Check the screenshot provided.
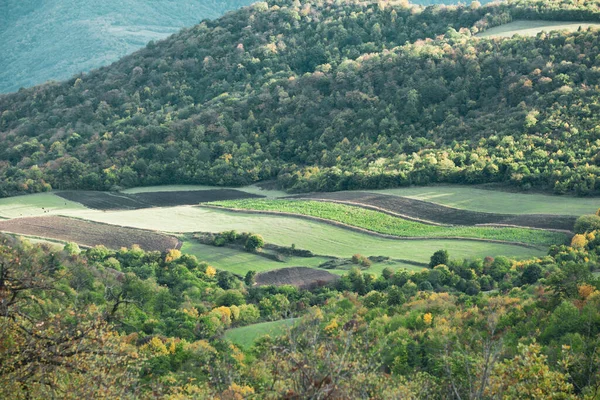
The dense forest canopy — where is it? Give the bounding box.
[0,0,493,94]
[2,0,600,197]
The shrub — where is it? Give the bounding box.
[574,214,600,234]
[63,242,81,256]
[244,234,265,252]
[351,254,372,268]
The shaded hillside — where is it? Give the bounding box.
[0,0,256,93]
[1,0,600,197]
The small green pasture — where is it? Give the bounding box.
[121,184,287,198]
[371,185,599,216]
[182,240,425,276]
[225,319,297,348]
[477,20,600,38]
[208,200,566,246]
[181,241,330,275]
[0,192,87,218]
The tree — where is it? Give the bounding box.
[217,271,238,290]
[430,250,449,268]
[382,267,394,280]
[216,290,246,307]
[487,343,575,399]
[521,264,542,284]
[244,234,265,252]
[244,270,257,286]
[0,235,142,399]
[489,256,512,281]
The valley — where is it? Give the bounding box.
[2,0,600,398]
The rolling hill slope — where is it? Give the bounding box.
[1,0,600,198]
[0,0,486,94]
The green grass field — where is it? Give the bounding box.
[225,319,297,348]
[477,20,600,38]
[181,241,331,275]
[0,192,87,218]
[182,240,425,275]
[2,184,596,219]
[371,185,599,216]
[208,200,567,246]
[70,206,546,262]
[121,184,287,198]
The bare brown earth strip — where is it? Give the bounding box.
[255,267,339,289]
[56,189,264,210]
[0,216,180,251]
[56,191,151,210]
[132,189,263,207]
[288,192,576,231]
[200,205,544,249]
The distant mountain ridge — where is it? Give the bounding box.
[0,0,256,93]
[0,0,493,94]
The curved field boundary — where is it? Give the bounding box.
[200,205,545,249]
[290,198,449,227]
[0,215,181,251]
[474,223,572,234]
[289,192,576,232]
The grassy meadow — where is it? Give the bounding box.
[371,185,599,215]
[121,184,287,198]
[0,186,572,275]
[477,20,600,38]
[0,192,87,218]
[208,200,567,246]
[68,206,546,263]
[225,319,297,348]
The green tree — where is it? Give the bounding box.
[429,249,449,268]
[244,270,257,286]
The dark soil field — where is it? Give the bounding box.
[292,192,576,231]
[255,267,340,289]
[57,191,151,210]
[0,216,180,251]
[57,189,264,210]
[133,189,263,207]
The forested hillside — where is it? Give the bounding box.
[0,0,490,94]
[0,0,256,93]
[2,0,600,198]
[1,220,599,397]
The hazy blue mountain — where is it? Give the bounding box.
[0,0,493,94]
[0,0,256,93]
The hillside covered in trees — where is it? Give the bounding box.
[1,219,600,397]
[0,0,491,94]
[2,0,600,198]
